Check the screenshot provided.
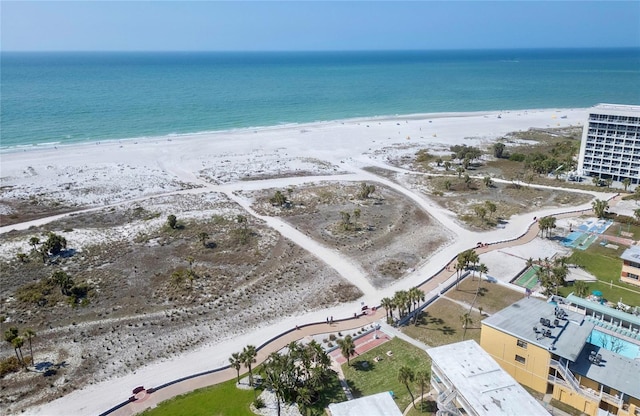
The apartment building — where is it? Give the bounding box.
[577,104,640,185]
[427,340,548,416]
[480,297,640,416]
[621,246,640,287]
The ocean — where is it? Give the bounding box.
[1,48,639,150]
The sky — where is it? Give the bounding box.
[2,1,639,52]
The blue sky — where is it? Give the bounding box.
[2,1,639,51]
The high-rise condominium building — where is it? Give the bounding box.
[577,104,640,185]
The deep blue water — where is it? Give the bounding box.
[1,49,639,149]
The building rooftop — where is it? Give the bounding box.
[621,245,640,264]
[482,297,594,362]
[565,294,640,328]
[427,340,548,416]
[570,342,640,399]
[327,392,402,416]
[592,103,640,115]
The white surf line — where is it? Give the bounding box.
[222,190,379,301]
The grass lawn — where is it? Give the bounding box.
[140,378,255,416]
[445,276,524,314]
[565,244,640,307]
[141,367,347,416]
[401,298,481,348]
[568,244,623,280]
[342,337,431,413]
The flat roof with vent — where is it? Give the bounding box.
[482,297,594,361]
[427,340,548,416]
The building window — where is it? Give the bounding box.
[517,339,528,349]
[515,355,526,364]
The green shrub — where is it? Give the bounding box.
[0,356,21,377]
[509,153,526,162]
[253,397,265,409]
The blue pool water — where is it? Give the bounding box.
[587,329,640,360]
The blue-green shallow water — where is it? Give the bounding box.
[1,49,639,150]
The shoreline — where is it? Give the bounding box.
[0,107,585,155]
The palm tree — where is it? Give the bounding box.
[262,353,286,416]
[381,297,393,321]
[4,327,20,365]
[455,261,465,290]
[398,366,416,406]
[393,290,410,318]
[23,329,36,366]
[574,280,588,298]
[353,208,361,230]
[592,199,609,219]
[483,176,493,188]
[634,208,640,222]
[229,352,242,383]
[622,178,631,192]
[337,335,355,366]
[408,287,425,324]
[242,345,258,386]
[12,336,26,368]
[477,263,488,286]
[415,370,430,412]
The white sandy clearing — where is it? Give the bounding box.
[1,108,621,416]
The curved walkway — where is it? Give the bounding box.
[14,164,620,416]
[105,199,607,416]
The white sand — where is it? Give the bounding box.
[1,108,620,416]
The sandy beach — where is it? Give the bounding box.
[1,108,620,415]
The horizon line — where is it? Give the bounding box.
[2,46,640,54]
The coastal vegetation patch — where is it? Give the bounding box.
[0,194,358,413]
[247,182,452,287]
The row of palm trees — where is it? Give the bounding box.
[229,345,258,386]
[3,326,36,369]
[232,341,334,416]
[380,287,425,324]
[398,365,430,412]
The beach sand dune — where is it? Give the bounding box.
[0,108,600,415]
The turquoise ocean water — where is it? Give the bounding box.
[1,49,639,150]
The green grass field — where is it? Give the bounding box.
[140,364,347,416]
[140,378,255,416]
[342,338,431,413]
[565,244,640,307]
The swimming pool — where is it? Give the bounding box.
[587,329,640,360]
